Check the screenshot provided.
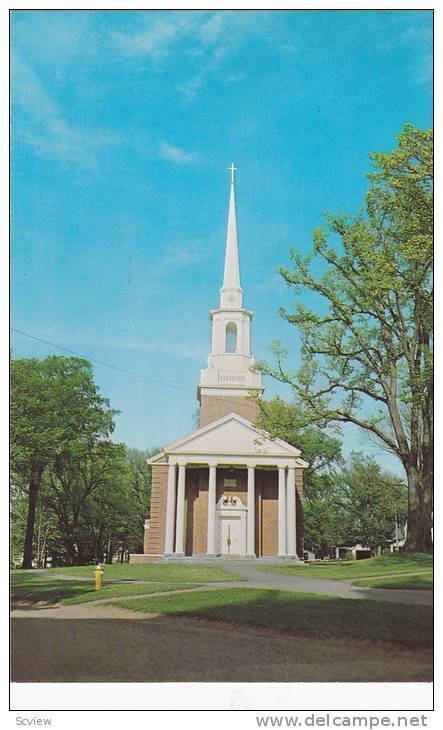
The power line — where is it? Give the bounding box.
[11,328,194,395]
[11,327,264,413]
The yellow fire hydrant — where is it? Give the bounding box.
[95,564,104,590]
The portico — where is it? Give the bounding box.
[147,413,308,559]
[163,462,301,558]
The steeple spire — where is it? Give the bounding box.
[220,163,243,309]
[197,162,263,423]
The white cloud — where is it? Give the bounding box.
[113,15,192,60]
[159,142,196,164]
[12,54,124,168]
[198,13,225,43]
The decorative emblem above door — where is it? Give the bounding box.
[216,495,247,556]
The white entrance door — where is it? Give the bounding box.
[216,496,247,556]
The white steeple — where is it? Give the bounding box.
[220,164,243,310]
[197,164,263,408]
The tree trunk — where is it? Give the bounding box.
[106,537,112,564]
[403,464,433,552]
[22,465,44,569]
[64,537,76,565]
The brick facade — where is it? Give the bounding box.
[199,393,260,428]
[147,464,304,558]
[146,465,169,556]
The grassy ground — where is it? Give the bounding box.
[353,573,433,590]
[49,563,238,582]
[112,587,432,647]
[261,552,433,580]
[11,571,197,605]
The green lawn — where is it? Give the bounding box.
[353,572,433,590]
[11,570,198,605]
[49,563,239,583]
[260,553,433,581]
[112,587,432,648]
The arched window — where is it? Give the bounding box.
[226,322,237,353]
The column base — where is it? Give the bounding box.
[173,552,185,558]
[245,554,257,559]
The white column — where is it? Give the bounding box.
[278,466,287,556]
[286,467,297,557]
[164,462,177,555]
[247,465,256,556]
[174,465,186,555]
[207,464,217,555]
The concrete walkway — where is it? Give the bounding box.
[30,563,433,606]
[214,562,433,606]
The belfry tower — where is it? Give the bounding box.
[197,164,263,427]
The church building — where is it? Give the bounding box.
[132,166,308,562]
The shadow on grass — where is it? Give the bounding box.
[11,612,433,683]
[11,573,96,605]
[113,587,433,648]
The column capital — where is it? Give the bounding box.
[207,461,218,468]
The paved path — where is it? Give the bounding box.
[30,564,433,606]
[215,563,433,606]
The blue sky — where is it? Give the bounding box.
[11,10,432,470]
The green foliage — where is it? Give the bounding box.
[256,396,346,556]
[258,125,433,552]
[339,452,408,551]
[10,355,154,566]
[11,356,118,567]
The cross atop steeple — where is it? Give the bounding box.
[221,164,242,309]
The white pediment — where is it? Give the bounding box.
[148,413,305,463]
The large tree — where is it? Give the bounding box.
[11,356,116,567]
[259,125,433,551]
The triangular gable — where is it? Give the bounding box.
[147,413,303,462]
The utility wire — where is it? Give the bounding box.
[11,327,263,413]
[11,328,194,394]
